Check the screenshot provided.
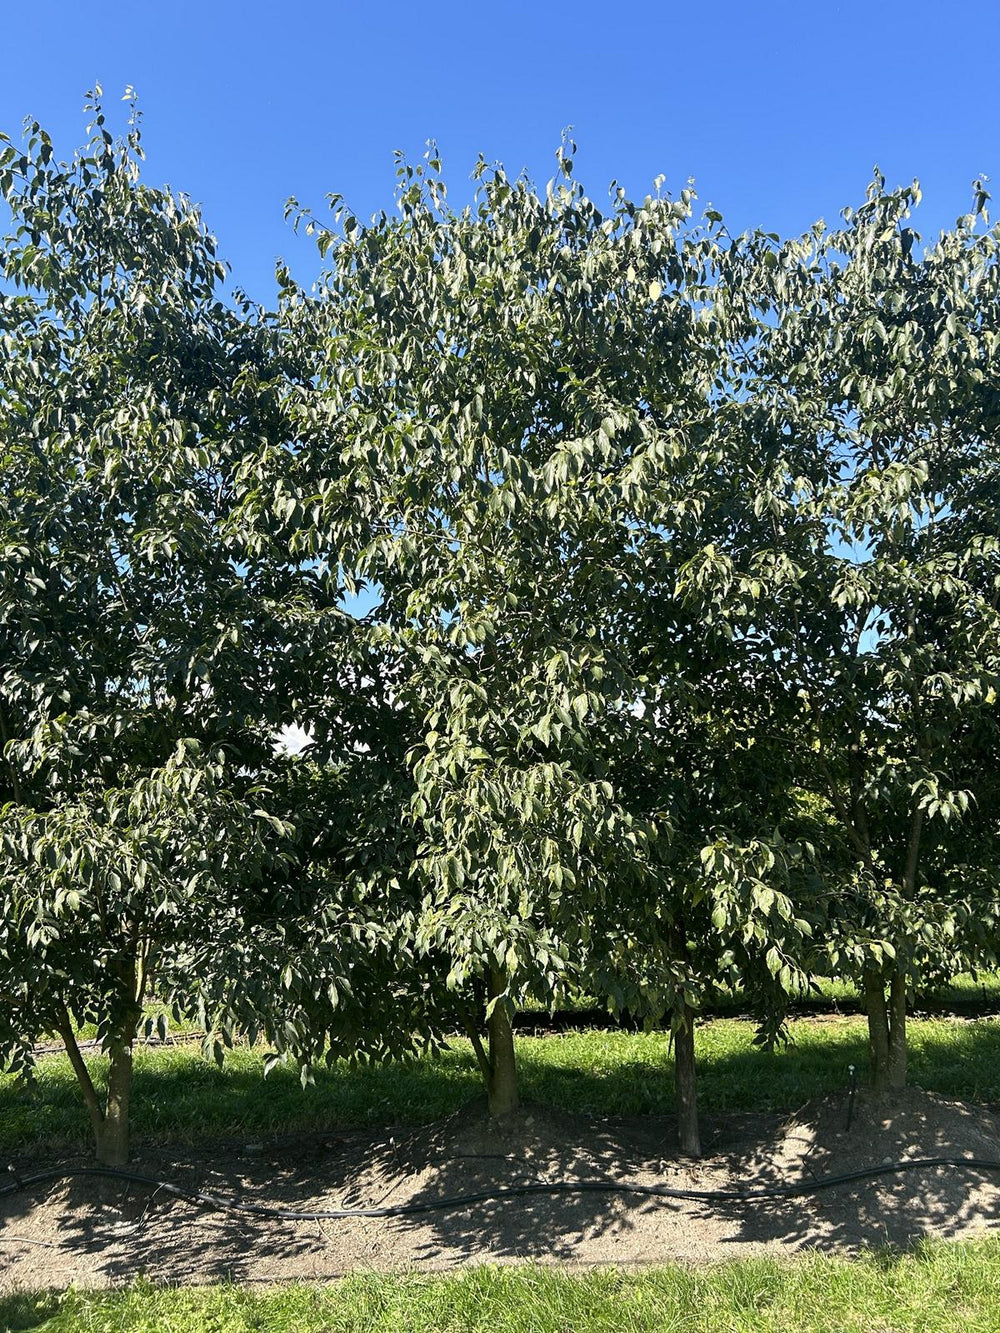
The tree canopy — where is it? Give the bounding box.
[1,99,998,1160]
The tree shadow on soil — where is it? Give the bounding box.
[368,1084,1000,1267]
[3,1020,1000,1286]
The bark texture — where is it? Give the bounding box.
[865,970,892,1095]
[486,967,519,1117]
[887,969,908,1090]
[674,1000,701,1157]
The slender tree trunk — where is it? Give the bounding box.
[891,802,921,1093]
[887,969,907,1090]
[58,999,138,1165]
[56,1006,106,1148]
[673,1000,701,1157]
[486,967,519,1117]
[864,970,891,1095]
[459,1005,493,1086]
[94,1040,133,1166]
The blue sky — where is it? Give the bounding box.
[2,0,997,302]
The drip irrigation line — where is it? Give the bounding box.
[3,1157,1000,1222]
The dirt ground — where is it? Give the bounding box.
[3,1086,1000,1290]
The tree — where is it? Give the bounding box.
[725,174,1000,1091]
[0,94,438,1161]
[276,142,822,1139]
[0,744,291,1164]
[276,143,691,1114]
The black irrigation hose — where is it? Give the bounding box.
[3,1157,1000,1221]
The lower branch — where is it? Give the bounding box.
[458,1003,493,1085]
[55,1004,105,1141]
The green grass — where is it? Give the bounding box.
[521,971,1000,1016]
[6,1244,1000,1332]
[808,972,1000,1008]
[50,970,1000,1049]
[5,1015,1000,1154]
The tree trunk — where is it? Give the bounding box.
[673,1000,701,1157]
[56,1006,106,1148]
[864,970,891,1095]
[486,967,519,1117]
[95,1041,133,1166]
[887,969,907,1090]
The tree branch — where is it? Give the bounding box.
[55,1004,104,1137]
[0,702,23,805]
[814,746,871,865]
[457,1003,493,1083]
[903,804,925,898]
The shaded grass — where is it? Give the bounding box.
[4,1015,1000,1154]
[6,1242,1000,1332]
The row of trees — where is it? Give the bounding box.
[1,96,997,1163]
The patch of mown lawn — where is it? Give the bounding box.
[520,970,1000,1017]
[4,1015,1000,1154]
[805,971,1000,1008]
[5,1241,1000,1332]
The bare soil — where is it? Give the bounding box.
[3,1087,1000,1290]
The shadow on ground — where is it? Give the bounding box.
[3,1022,1000,1290]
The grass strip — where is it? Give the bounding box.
[4,1241,1000,1332]
[3,1016,1000,1154]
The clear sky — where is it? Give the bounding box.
[2,0,997,302]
